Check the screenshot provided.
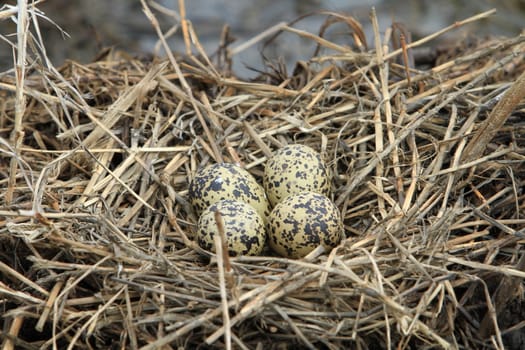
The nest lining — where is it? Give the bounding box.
[1,4,525,350]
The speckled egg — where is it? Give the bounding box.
[267,191,343,259]
[197,199,266,256]
[264,144,331,206]
[189,163,270,221]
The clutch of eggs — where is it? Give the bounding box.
[189,146,342,259]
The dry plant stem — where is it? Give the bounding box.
[67,287,126,350]
[142,0,223,162]
[400,34,412,88]
[273,305,316,350]
[141,270,302,349]
[205,270,323,345]
[371,7,397,219]
[230,22,288,56]
[479,253,525,338]
[124,287,139,350]
[434,254,525,279]
[461,69,525,164]
[220,79,291,141]
[361,247,391,349]
[329,9,497,89]
[336,50,521,206]
[243,121,273,158]
[0,280,44,305]
[178,0,191,56]
[7,0,29,204]
[81,63,166,147]
[35,279,64,332]
[332,258,451,348]
[436,105,459,217]
[283,25,350,54]
[2,316,24,350]
[213,222,232,350]
[480,280,505,349]
[0,260,48,296]
[76,63,169,208]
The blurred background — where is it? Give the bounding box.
[1,0,524,78]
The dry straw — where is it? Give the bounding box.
[1,1,524,349]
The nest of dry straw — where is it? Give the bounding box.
[1,3,525,349]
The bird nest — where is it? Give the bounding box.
[1,4,524,350]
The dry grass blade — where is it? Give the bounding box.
[7,0,29,204]
[213,211,232,350]
[461,69,525,163]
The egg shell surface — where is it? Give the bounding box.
[264,144,330,206]
[189,163,270,221]
[197,199,266,256]
[267,191,343,259]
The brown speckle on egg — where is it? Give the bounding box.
[264,144,331,206]
[267,191,343,259]
[197,199,266,256]
[189,163,270,221]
